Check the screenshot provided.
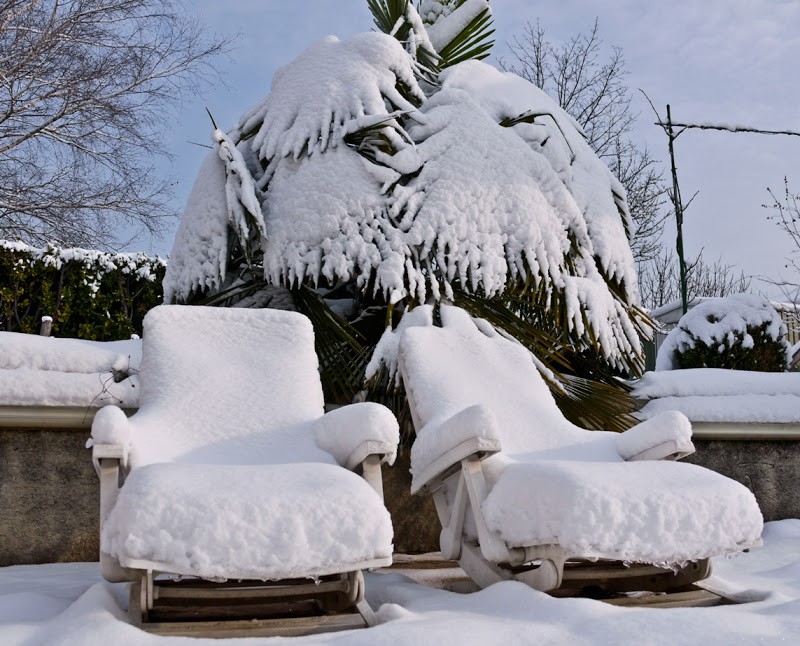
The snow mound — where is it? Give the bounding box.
[103,462,393,580]
[485,459,762,563]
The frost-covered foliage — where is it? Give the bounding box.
[659,294,789,372]
[165,0,648,396]
[0,240,165,340]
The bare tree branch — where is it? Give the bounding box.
[0,0,234,248]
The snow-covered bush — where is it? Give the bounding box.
[163,0,647,424]
[0,240,165,340]
[658,294,789,372]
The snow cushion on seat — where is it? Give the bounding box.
[103,462,393,581]
[483,459,763,564]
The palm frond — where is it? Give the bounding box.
[366,0,409,34]
[292,285,370,405]
[435,6,495,68]
[368,0,440,85]
[553,374,638,432]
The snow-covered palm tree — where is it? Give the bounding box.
[164,1,649,431]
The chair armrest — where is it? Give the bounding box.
[313,402,400,471]
[87,405,132,471]
[617,410,694,461]
[410,404,502,495]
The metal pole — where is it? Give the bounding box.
[666,105,688,315]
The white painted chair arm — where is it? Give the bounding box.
[88,405,132,471]
[410,404,502,495]
[313,402,400,470]
[617,410,695,461]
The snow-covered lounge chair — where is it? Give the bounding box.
[89,305,399,637]
[398,305,763,601]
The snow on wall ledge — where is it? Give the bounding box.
[632,368,800,424]
[0,332,141,408]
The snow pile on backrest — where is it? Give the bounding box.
[127,306,331,468]
[402,306,592,469]
[657,294,789,370]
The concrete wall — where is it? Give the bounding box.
[0,418,442,565]
[1,415,797,565]
[0,427,99,566]
[686,439,800,522]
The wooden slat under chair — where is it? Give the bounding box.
[128,570,374,638]
[380,553,731,608]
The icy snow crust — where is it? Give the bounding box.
[401,306,762,563]
[94,306,396,580]
[165,31,644,369]
[656,293,789,371]
[0,333,141,408]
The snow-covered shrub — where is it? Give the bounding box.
[163,0,647,423]
[659,294,789,372]
[0,240,165,340]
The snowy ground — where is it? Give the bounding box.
[2,520,799,645]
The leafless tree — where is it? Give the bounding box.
[637,248,752,311]
[0,0,232,247]
[761,177,800,338]
[501,19,668,265]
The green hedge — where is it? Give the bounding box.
[0,240,165,340]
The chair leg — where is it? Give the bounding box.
[458,542,512,588]
[515,558,563,591]
[350,569,376,626]
[128,574,150,625]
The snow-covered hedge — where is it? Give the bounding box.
[657,294,789,372]
[0,240,165,340]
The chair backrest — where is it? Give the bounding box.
[400,306,591,459]
[127,305,332,468]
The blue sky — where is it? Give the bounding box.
[147,0,800,297]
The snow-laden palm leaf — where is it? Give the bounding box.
[370,1,495,78]
[366,0,440,84]
[419,0,495,69]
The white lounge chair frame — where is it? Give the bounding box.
[93,447,386,636]
[396,311,754,601]
[91,306,397,637]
